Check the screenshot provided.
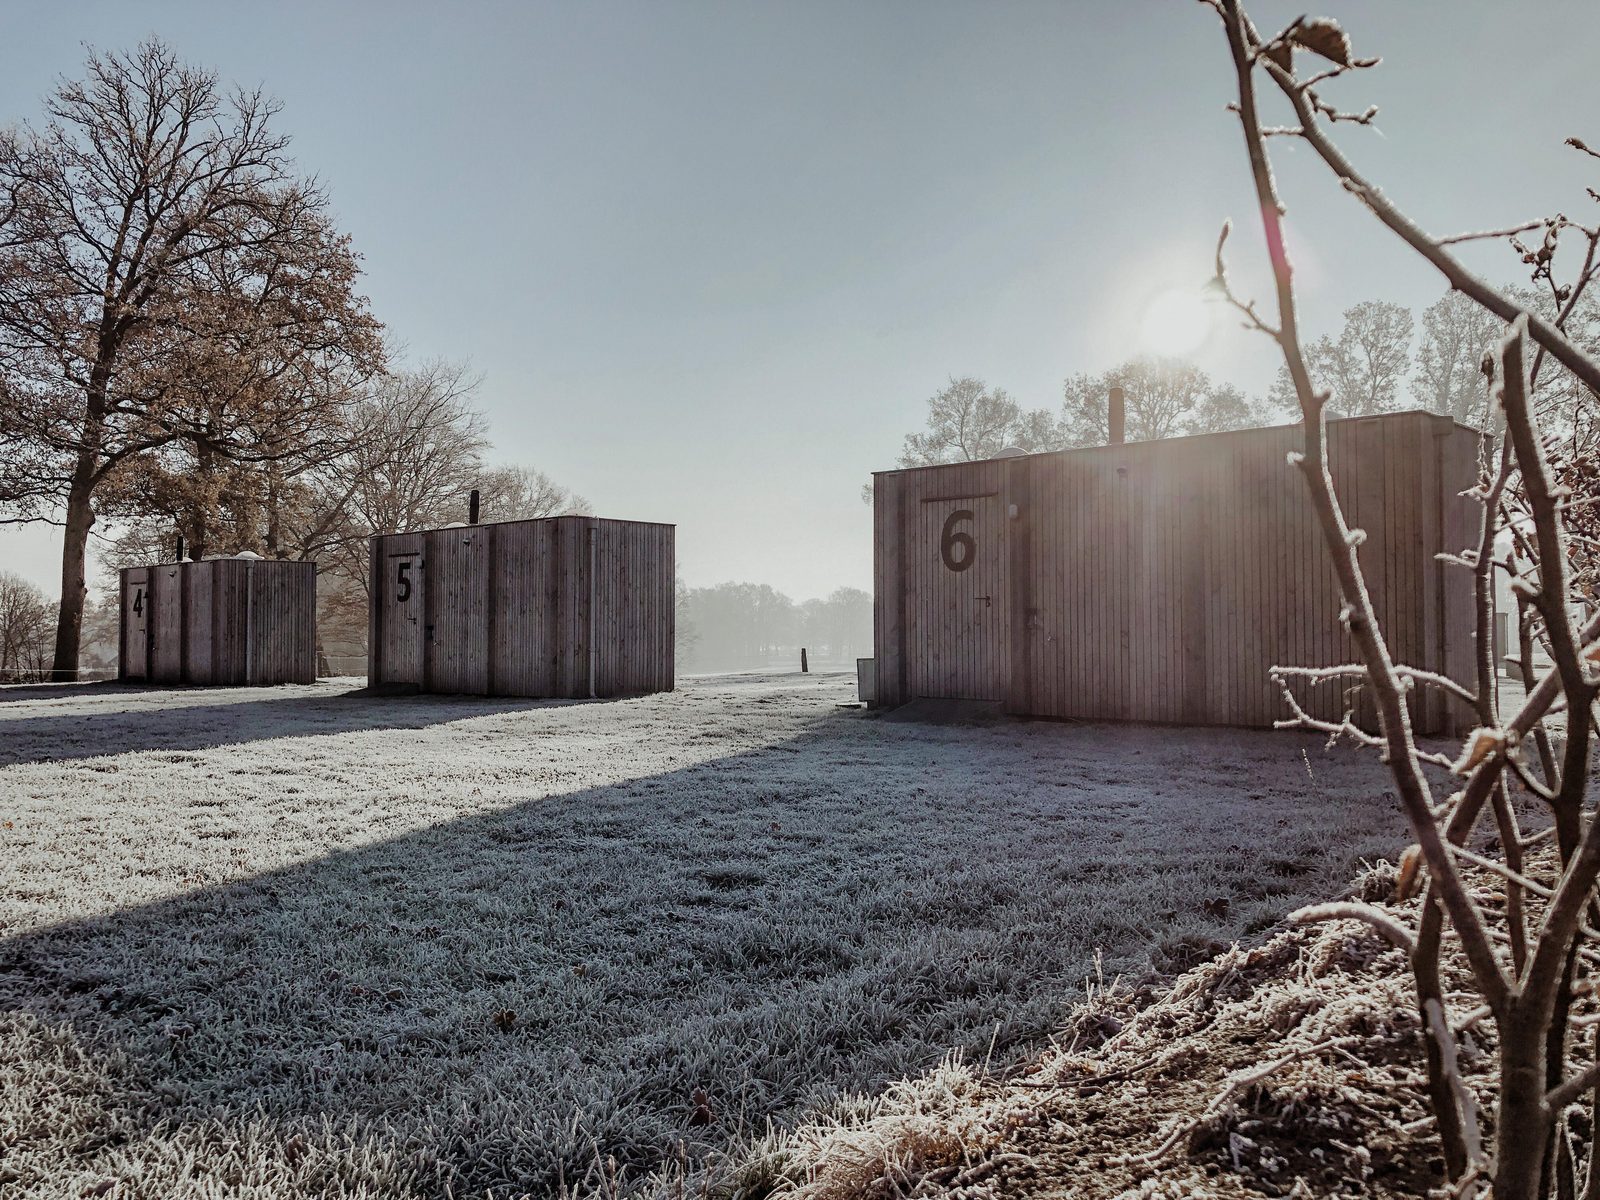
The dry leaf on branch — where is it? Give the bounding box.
[1288,17,1353,67]
[1451,728,1504,775]
[1396,845,1424,902]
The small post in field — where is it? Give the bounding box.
[801,647,809,673]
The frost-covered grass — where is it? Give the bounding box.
[742,863,1463,1200]
[0,672,1413,1198]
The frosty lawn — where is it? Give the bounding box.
[1,672,1413,1198]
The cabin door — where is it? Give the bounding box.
[379,535,425,686]
[122,568,150,681]
[424,526,490,694]
[907,494,1007,701]
[151,565,184,683]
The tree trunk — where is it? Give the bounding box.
[192,441,216,560]
[1498,1014,1555,1200]
[265,460,282,558]
[55,344,116,683]
[50,480,95,682]
[1415,894,1471,1182]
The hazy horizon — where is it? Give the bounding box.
[4,0,1597,602]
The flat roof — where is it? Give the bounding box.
[372,513,676,538]
[872,408,1477,479]
[123,557,312,571]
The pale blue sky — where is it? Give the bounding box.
[3,1,1597,600]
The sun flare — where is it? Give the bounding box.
[1139,287,1212,357]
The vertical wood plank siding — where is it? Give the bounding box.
[118,559,316,686]
[873,411,1480,735]
[367,515,674,698]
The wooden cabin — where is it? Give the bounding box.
[119,557,317,686]
[871,410,1480,734]
[366,515,674,698]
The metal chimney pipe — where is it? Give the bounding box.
[469,488,481,525]
[1108,385,1126,445]
[176,534,186,562]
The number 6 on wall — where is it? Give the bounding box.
[940,509,976,573]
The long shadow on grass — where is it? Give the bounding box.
[0,681,148,703]
[0,709,1411,1198]
[0,684,596,767]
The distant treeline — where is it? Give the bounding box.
[677,582,871,673]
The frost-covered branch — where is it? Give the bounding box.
[1291,902,1416,955]
[1209,2,1600,1196]
[1215,7,1508,986]
[1253,51,1600,402]
[1272,661,1479,710]
[1547,1060,1600,1114]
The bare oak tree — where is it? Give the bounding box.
[1413,290,1507,424]
[299,362,586,652]
[475,465,590,524]
[1266,298,1414,416]
[0,40,380,678]
[336,361,490,546]
[1061,354,1265,446]
[0,571,53,682]
[897,376,1060,466]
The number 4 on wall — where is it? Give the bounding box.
[132,587,144,616]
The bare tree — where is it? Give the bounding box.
[298,361,477,657]
[795,586,872,665]
[678,582,798,672]
[97,359,585,665]
[1205,5,1600,1196]
[861,376,1063,502]
[898,376,1060,466]
[0,40,381,678]
[0,571,53,682]
[1413,290,1507,424]
[1267,299,1414,415]
[0,128,20,240]
[77,592,121,677]
[1189,381,1264,434]
[299,362,586,655]
[338,362,489,544]
[475,465,590,522]
[1061,355,1265,446]
[673,574,700,665]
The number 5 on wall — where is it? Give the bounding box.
[396,560,413,602]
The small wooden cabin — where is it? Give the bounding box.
[366,515,674,698]
[871,411,1479,735]
[119,557,317,686]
